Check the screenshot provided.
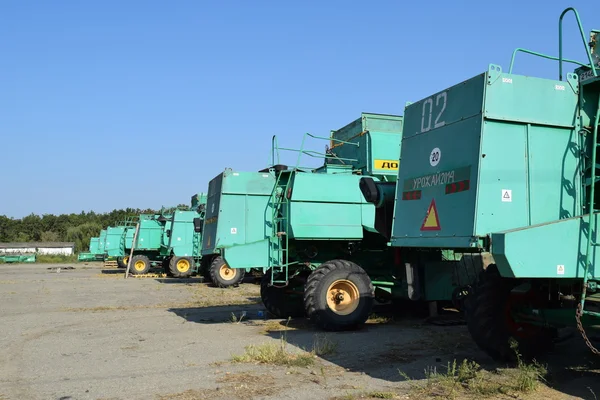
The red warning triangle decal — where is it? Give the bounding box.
[420,199,441,231]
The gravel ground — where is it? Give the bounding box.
[0,262,598,400]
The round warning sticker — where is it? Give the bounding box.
[430,147,441,167]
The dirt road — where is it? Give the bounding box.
[0,263,598,400]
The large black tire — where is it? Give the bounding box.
[260,268,306,318]
[304,259,374,331]
[169,256,194,278]
[129,255,151,275]
[117,256,129,269]
[209,256,245,287]
[465,264,555,362]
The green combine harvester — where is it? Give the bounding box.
[122,194,208,278]
[358,7,600,361]
[202,112,423,322]
[0,254,36,263]
[77,236,103,262]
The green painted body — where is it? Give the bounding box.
[203,113,429,300]
[115,195,207,269]
[105,226,130,257]
[391,65,580,250]
[372,12,600,333]
[0,254,36,263]
[89,237,100,255]
[160,208,204,262]
[78,237,103,261]
[97,230,107,256]
[201,169,274,271]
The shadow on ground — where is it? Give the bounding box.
[168,301,600,397]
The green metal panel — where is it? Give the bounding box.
[89,237,100,255]
[98,230,107,254]
[0,254,36,263]
[390,65,580,249]
[201,169,274,270]
[124,226,135,248]
[105,226,127,257]
[287,173,374,239]
[168,210,202,257]
[491,213,599,279]
[135,218,164,250]
[326,113,403,180]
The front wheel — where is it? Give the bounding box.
[129,255,151,275]
[209,256,245,287]
[304,259,374,331]
[169,256,194,278]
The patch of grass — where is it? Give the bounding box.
[366,392,396,399]
[330,392,400,400]
[367,313,393,324]
[312,333,338,356]
[401,344,548,399]
[36,255,78,263]
[230,311,247,323]
[233,318,338,367]
[231,337,316,367]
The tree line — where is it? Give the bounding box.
[0,205,190,252]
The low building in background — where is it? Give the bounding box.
[0,242,75,256]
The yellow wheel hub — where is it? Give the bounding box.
[326,279,359,315]
[219,264,236,281]
[123,256,129,264]
[176,259,190,272]
[134,260,146,271]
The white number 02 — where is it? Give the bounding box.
[420,91,447,133]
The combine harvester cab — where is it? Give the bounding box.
[361,8,600,361]
[159,193,207,278]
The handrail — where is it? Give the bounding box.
[559,7,597,80]
[508,8,597,80]
[270,132,359,171]
[508,48,588,74]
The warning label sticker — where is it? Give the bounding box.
[502,189,512,202]
[420,199,441,231]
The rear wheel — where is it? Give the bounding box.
[260,268,306,318]
[304,259,374,331]
[465,264,555,362]
[117,256,129,269]
[169,256,194,278]
[209,256,245,287]
[129,255,151,275]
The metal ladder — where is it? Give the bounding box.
[266,133,359,286]
[555,8,600,354]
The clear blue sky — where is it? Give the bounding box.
[1,0,598,218]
